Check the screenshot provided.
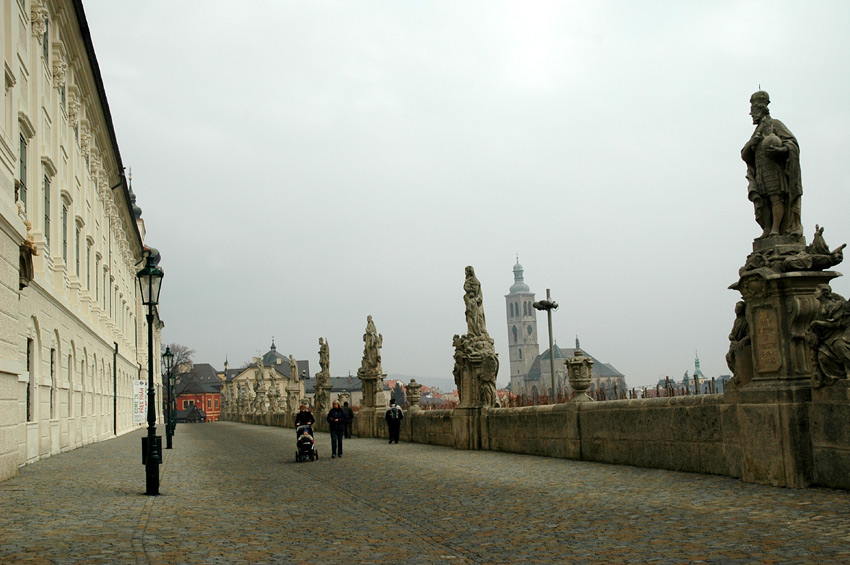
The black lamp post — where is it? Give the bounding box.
[137,248,164,495]
[163,346,174,449]
[169,360,177,445]
[533,289,559,403]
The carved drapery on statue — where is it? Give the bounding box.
[453,266,499,408]
[806,284,850,387]
[725,300,753,388]
[357,316,387,408]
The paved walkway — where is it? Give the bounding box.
[1,422,849,563]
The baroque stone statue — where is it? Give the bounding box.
[357,316,387,408]
[463,266,488,337]
[361,315,383,374]
[806,284,850,387]
[314,337,332,413]
[453,266,498,408]
[289,354,299,382]
[741,90,803,238]
[318,337,330,376]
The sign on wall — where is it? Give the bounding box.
[133,380,147,424]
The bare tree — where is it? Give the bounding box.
[162,343,194,375]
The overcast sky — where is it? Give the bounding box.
[85,1,850,389]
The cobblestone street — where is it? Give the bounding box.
[1,421,849,563]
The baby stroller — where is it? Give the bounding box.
[295,424,318,462]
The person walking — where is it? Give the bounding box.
[385,398,404,444]
[342,401,354,439]
[294,404,315,437]
[327,400,346,458]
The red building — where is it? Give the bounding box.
[175,363,222,422]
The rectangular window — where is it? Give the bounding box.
[50,348,56,419]
[75,225,80,276]
[61,205,68,262]
[207,399,212,409]
[43,175,50,249]
[26,338,33,422]
[18,135,27,212]
[42,19,49,62]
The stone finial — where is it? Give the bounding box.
[565,349,594,403]
[406,379,422,410]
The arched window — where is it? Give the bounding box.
[518,349,523,360]
[512,325,518,343]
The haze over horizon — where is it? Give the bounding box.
[84,1,850,389]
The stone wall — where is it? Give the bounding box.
[809,383,850,490]
[226,390,849,490]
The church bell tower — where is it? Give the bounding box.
[505,259,539,382]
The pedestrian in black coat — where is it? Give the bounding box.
[385,398,404,444]
[327,401,347,457]
[342,401,354,438]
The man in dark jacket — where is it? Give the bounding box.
[327,401,346,458]
[342,401,354,438]
[385,398,404,444]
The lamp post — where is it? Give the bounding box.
[169,364,177,444]
[137,248,164,495]
[163,346,174,449]
[533,289,559,403]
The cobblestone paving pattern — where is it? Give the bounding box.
[1,422,849,563]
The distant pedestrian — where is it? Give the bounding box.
[385,398,404,444]
[327,400,346,458]
[342,401,354,439]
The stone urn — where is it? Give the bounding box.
[565,349,594,402]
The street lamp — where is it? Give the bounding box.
[137,247,163,495]
[163,346,174,449]
[533,289,559,403]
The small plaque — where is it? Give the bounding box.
[754,307,782,372]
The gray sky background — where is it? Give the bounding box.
[85,1,850,389]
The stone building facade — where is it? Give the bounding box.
[0,0,162,482]
[506,261,627,398]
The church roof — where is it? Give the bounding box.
[529,346,625,379]
[261,339,287,367]
[176,373,221,395]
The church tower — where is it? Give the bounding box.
[505,259,539,382]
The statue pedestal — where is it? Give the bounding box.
[357,369,387,408]
[452,406,482,450]
[729,268,840,487]
[354,407,381,438]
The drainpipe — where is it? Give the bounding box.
[113,342,118,435]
